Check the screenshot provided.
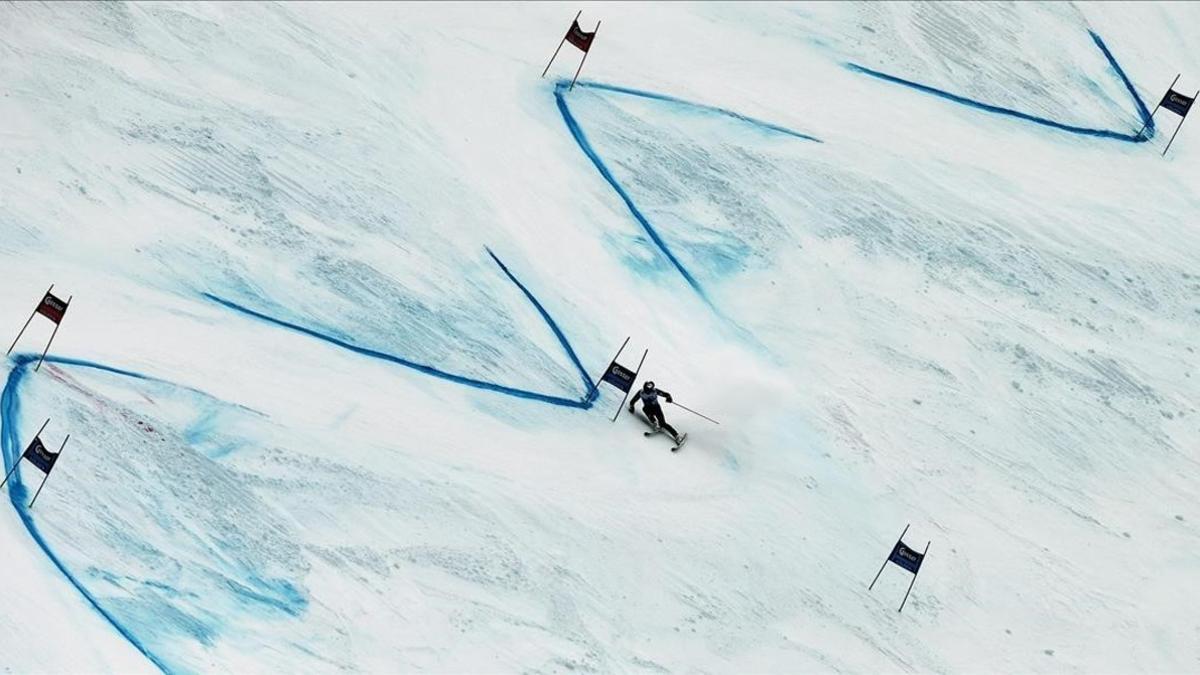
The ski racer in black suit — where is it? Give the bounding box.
[629,380,680,442]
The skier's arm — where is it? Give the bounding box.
[658,389,673,403]
[628,392,638,413]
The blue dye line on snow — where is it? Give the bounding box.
[1088,30,1153,132]
[204,249,597,409]
[846,31,1153,142]
[204,294,593,408]
[2,353,171,674]
[0,72,812,675]
[554,81,706,301]
[554,80,822,303]
[575,81,824,143]
[224,576,306,617]
[0,249,600,670]
[484,247,594,393]
[845,64,1145,142]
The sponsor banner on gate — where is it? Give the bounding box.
[23,436,59,474]
[601,361,636,393]
[888,540,925,574]
[1161,88,1195,117]
[36,291,68,324]
[566,19,596,53]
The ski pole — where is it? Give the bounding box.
[668,401,720,425]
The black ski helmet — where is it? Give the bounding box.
[643,380,655,390]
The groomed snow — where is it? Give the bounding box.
[1,2,1197,672]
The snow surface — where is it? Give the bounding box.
[1,1,1199,672]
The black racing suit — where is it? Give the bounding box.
[629,387,678,438]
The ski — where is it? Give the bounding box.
[631,409,684,451]
[671,433,688,452]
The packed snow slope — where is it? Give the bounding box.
[1,2,1198,672]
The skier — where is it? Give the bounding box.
[629,380,683,444]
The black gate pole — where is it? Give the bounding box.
[897,540,931,613]
[0,418,50,491]
[1137,73,1179,139]
[7,284,53,356]
[35,295,71,372]
[611,348,647,422]
[568,21,600,90]
[0,460,19,492]
[28,434,69,508]
[1161,90,1198,158]
[586,336,629,400]
[540,10,580,78]
[869,524,908,590]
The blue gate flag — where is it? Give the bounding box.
[23,436,59,474]
[1161,88,1194,118]
[601,361,636,393]
[888,540,925,574]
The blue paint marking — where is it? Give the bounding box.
[182,405,246,460]
[0,83,815,675]
[846,31,1153,142]
[554,80,821,303]
[3,259,595,666]
[554,82,707,301]
[2,354,172,674]
[575,81,824,143]
[204,294,592,409]
[204,249,597,409]
[485,247,594,393]
[554,78,820,299]
[223,576,307,617]
[27,354,159,383]
[1088,30,1153,132]
[183,407,220,446]
[1,252,598,667]
[846,64,1145,142]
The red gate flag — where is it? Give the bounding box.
[6,284,73,371]
[36,290,68,324]
[566,19,596,53]
[540,11,601,90]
